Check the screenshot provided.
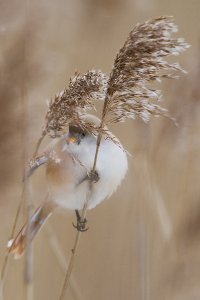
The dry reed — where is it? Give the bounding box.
[57,16,189,299]
[2,15,190,300]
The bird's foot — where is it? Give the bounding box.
[87,170,99,183]
[72,210,89,232]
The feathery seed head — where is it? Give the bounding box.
[103,16,190,123]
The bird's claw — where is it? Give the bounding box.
[72,221,89,232]
[87,170,99,183]
[73,210,89,232]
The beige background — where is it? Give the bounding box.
[0,0,200,299]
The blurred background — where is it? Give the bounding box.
[0,0,200,299]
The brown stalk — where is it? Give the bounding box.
[0,187,25,283]
[1,134,47,290]
[1,15,187,299]
[58,16,189,299]
[21,1,34,298]
[1,3,34,298]
[46,69,110,299]
[58,118,105,300]
[45,224,82,300]
[59,84,110,299]
[33,130,47,158]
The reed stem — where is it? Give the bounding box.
[59,115,106,299]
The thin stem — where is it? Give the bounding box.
[59,182,92,300]
[59,111,107,299]
[91,128,103,172]
[21,0,34,298]
[33,130,46,158]
[1,186,25,282]
[59,231,82,300]
[25,202,34,285]
[45,224,82,300]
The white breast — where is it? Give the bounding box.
[47,136,128,210]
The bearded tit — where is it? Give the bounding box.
[8,114,128,258]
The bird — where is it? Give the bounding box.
[8,114,128,258]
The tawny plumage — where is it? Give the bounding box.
[8,114,128,258]
[8,201,57,258]
[8,17,189,259]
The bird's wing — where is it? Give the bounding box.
[24,153,48,180]
[8,200,57,258]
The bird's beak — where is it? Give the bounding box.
[66,135,79,144]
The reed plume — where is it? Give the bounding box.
[44,16,189,143]
[6,15,190,300]
[58,16,190,299]
[45,70,108,137]
[103,16,189,124]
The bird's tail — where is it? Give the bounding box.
[8,200,57,259]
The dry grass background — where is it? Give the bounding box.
[0,0,200,299]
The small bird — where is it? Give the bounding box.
[8,114,128,258]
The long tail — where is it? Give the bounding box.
[8,200,57,259]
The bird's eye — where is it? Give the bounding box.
[81,133,86,138]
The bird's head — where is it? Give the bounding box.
[64,114,101,150]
